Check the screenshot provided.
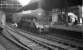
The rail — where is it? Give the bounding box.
[4,25,81,50]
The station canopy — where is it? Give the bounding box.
[0,0,82,12]
[0,0,39,13]
[41,0,82,11]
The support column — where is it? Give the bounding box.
[0,11,6,28]
[78,6,82,24]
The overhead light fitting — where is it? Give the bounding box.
[18,0,31,6]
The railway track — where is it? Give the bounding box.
[5,27,64,50]
[3,25,81,50]
[13,26,83,48]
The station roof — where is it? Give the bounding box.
[41,0,82,11]
[0,0,82,12]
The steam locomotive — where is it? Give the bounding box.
[17,14,49,33]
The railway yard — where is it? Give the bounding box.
[0,0,82,50]
[0,24,82,50]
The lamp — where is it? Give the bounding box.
[18,0,31,6]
